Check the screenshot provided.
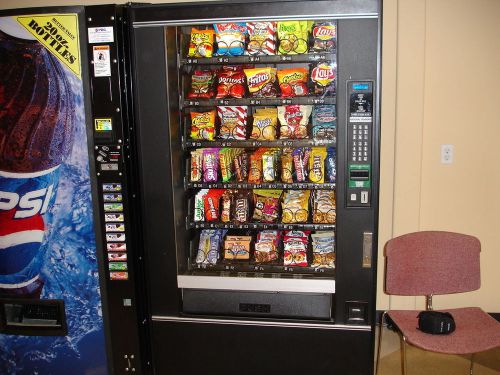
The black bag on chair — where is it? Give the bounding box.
[418,311,456,334]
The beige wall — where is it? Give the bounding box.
[379,0,500,312]
[2,0,499,312]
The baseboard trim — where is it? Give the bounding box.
[376,310,500,325]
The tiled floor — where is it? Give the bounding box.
[376,327,500,375]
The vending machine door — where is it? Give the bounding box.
[0,6,108,375]
[128,0,380,374]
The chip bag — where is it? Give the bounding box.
[191,110,216,140]
[277,21,312,55]
[188,28,215,58]
[214,23,247,56]
[218,106,247,140]
[187,70,215,99]
[277,105,312,139]
[310,62,336,96]
[281,190,310,224]
[250,107,278,140]
[216,66,246,99]
[244,67,278,98]
[246,22,277,55]
[311,22,336,52]
[277,67,309,97]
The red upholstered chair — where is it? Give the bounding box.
[376,231,500,375]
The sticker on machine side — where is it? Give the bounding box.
[107,243,126,252]
[110,271,128,281]
[95,118,112,132]
[93,45,111,77]
[108,252,127,262]
[103,193,122,202]
[88,26,114,43]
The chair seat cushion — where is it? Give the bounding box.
[388,307,500,354]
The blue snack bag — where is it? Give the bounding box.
[214,23,247,56]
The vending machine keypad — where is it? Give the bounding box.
[347,81,374,207]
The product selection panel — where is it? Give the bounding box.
[346,81,374,207]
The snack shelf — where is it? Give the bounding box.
[183,96,335,108]
[186,181,336,190]
[188,221,335,230]
[183,138,335,148]
[181,52,335,66]
[189,262,335,275]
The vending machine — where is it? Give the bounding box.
[1,0,380,374]
[126,0,381,374]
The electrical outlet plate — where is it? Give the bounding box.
[441,144,454,164]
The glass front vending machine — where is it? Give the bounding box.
[127,1,380,374]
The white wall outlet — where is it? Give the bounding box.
[441,144,454,164]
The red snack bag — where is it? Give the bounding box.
[277,67,309,97]
[187,70,215,99]
[204,189,225,221]
[216,66,246,99]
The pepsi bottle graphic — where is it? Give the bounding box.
[0,19,75,298]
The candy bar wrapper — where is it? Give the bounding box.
[194,189,209,222]
[292,147,311,182]
[311,22,336,53]
[187,70,215,99]
[326,147,336,183]
[232,190,252,223]
[277,21,312,55]
[188,28,215,58]
[277,68,309,97]
[224,235,252,260]
[196,229,227,265]
[310,62,336,96]
[191,110,216,140]
[220,190,233,222]
[262,150,279,182]
[204,189,225,221]
[202,148,219,182]
[219,148,232,182]
[214,23,247,56]
[190,149,203,182]
[246,22,277,55]
[281,150,294,183]
[278,105,312,139]
[312,190,336,224]
[234,152,249,182]
[312,105,336,140]
[248,149,264,183]
[308,147,327,183]
[244,67,278,98]
[218,106,247,140]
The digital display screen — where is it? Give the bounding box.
[353,83,369,90]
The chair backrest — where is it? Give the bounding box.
[385,231,481,296]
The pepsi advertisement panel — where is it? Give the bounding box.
[0,13,107,375]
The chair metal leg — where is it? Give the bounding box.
[375,311,388,375]
[401,335,408,375]
[469,353,475,375]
